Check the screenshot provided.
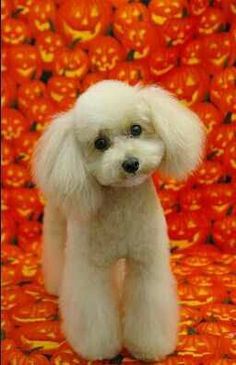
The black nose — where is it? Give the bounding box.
[122,157,139,174]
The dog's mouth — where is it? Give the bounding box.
[110,173,150,188]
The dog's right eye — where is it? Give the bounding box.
[94,137,110,151]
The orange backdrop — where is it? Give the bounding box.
[1,0,236,364]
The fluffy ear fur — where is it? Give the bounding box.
[32,109,101,216]
[140,86,205,180]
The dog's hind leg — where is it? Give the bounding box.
[42,202,66,296]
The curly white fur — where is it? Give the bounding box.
[33,80,205,361]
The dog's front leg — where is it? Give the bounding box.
[123,252,179,361]
[59,226,122,360]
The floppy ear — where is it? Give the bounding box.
[140,86,205,180]
[32,109,101,216]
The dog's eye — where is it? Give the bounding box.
[94,137,110,151]
[130,124,142,137]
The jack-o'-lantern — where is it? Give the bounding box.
[196,321,234,336]
[192,102,223,134]
[109,60,150,85]
[181,39,203,66]
[160,66,209,106]
[12,0,33,18]
[2,264,23,287]
[11,300,58,325]
[2,108,29,141]
[53,45,89,79]
[178,281,227,306]
[2,18,30,46]
[25,97,56,132]
[149,46,179,78]
[177,334,226,357]
[47,76,79,106]
[2,244,24,268]
[18,80,46,113]
[166,211,209,250]
[189,0,208,16]
[202,303,236,322]
[197,8,226,35]
[210,67,236,112]
[37,31,65,70]
[2,164,31,188]
[28,0,55,34]
[2,286,35,311]
[15,132,39,165]
[89,36,124,73]
[203,184,236,220]
[50,342,81,365]
[1,0,13,21]
[2,75,17,108]
[213,216,236,253]
[82,72,105,91]
[120,22,161,59]
[224,141,236,175]
[114,2,149,39]
[207,124,236,161]
[3,349,50,364]
[179,188,204,211]
[158,190,180,216]
[2,141,15,167]
[9,45,42,84]
[203,34,234,75]
[162,17,197,46]
[192,160,225,185]
[57,0,111,44]
[12,321,64,354]
[149,0,187,26]
[18,221,42,251]
[11,188,43,221]
[1,213,17,245]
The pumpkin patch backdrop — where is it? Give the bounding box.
[1,0,236,363]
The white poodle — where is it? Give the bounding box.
[33,80,204,361]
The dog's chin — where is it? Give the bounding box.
[109,174,150,188]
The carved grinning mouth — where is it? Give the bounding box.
[63,21,102,42]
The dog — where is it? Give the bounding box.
[33,80,205,361]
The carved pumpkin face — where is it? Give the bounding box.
[2,18,30,45]
[25,97,55,131]
[162,17,196,46]
[114,2,149,38]
[210,67,236,110]
[47,76,78,106]
[12,0,33,17]
[57,0,110,43]
[28,0,55,34]
[53,45,89,79]
[15,132,39,165]
[193,160,224,185]
[213,216,236,254]
[2,164,30,188]
[160,66,209,106]
[149,46,179,78]
[9,45,42,84]
[203,183,236,219]
[2,141,14,166]
[89,36,124,72]
[37,31,64,69]
[2,108,29,140]
[11,188,43,221]
[180,188,204,211]
[3,349,50,365]
[224,141,236,174]
[189,0,208,16]
[197,8,226,35]
[149,0,187,25]
[18,80,46,112]
[192,102,223,134]
[207,125,236,161]
[158,190,179,216]
[181,39,203,66]
[109,61,150,85]
[177,334,226,358]
[11,300,57,325]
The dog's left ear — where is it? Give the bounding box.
[140,86,205,180]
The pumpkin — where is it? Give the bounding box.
[50,342,81,365]
[196,321,234,336]
[18,80,46,113]
[2,141,15,167]
[189,0,208,16]
[53,45,89,79]
[203,184,236,220]
[9,45,42,84]
[20,253,41,281]
[25,97,56,132]
[12,0,33,18]
[3,348,50,365]
[2,74,17,108]
[213,216,236,254]
[207,125,236,161]
[81,72,105,91]
[28,0,56,34]
[158,190,180,216]
[2,46,10,74]
[1,286,35,311]
[1,243,24,266]
[177,334,227,358]
[149,0,188,26]
[2,108,29,141]
[1,311,14,338]
[160,66,209,107]
[2,264,23,287]
[57,0,111,44]
[18,221,42,251]
[2,18,30,46]
[47,75,79,107]
[36,30,65,70]
[192,102,223,134]
[1,213,17,245]
[162,17,197,47]
[88,36,124,73]
[181,39,203,66]
[204,359,236,365]
[224,141,236,175]
[114,2,149,39]
[192,160,225,186]
[1,0,13,21]
[210,67,236,113]
[197,8,226,35]
[149,45,179,78]
[15,132,40,165]
[11,301,58,325]
[179,188,204,211]
[11,188,43,221]
[2,164,31,188]
[12,321,64,354]
[202,303,236,322]
[109,60,150,85]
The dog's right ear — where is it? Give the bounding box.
[32,109,101,216]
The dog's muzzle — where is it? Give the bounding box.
[122,157,139,174]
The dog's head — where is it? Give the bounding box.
[33,80,205,215]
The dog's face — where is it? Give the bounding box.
[33,80,205,214]
[74,82,165,187]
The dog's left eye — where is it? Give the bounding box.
[130,124,142,137]
[94,137,110,151]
